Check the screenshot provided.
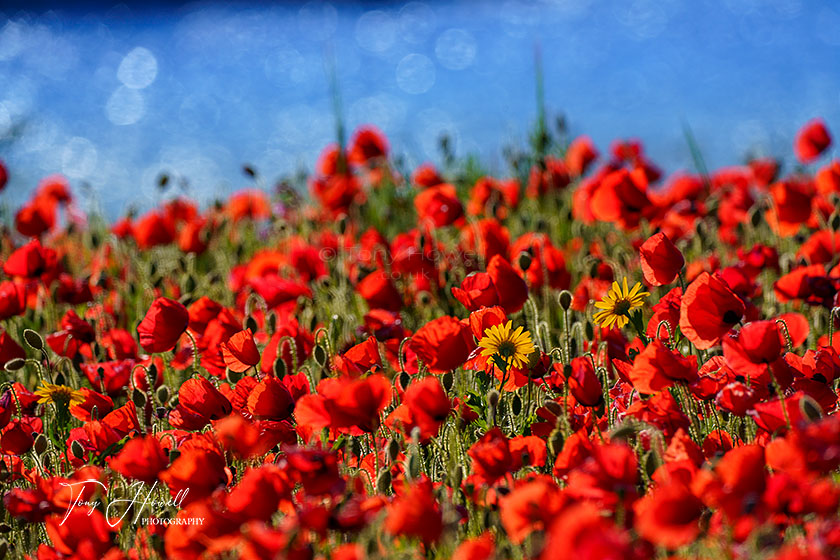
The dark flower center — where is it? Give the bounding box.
[723,310,741,324]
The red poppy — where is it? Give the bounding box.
[348,125,388,166]
[297,374,391,434]
[541,502,632,560]
[566,135,599,176]
[452,272,499,311]
[639,232,684,286]
[486,254,529,313]
[816,160,840,195]
[500,476,567,543]
[45,509,119,558]
[414,183,464,227]
[634,481,704,549]
[169,375,232,430]
[357,270,403,312]
[15,198,56,237]
[385,476,443,545]
[589,168,650,231]
[227,189,271,222]
[404,376,451,439]
[159,437,228,505]
[0,281,26,321]
[247,376,295,421]
[409,316,475,374]
[468,428,513,485]
[452,533,495,560]
[221,329,260,372]
[412,162,444,188]
[795,118,832,163]
[679,272,745,349]
[108,435,169,484]
[566,356,603,406]
[137,297,189,353]
[3,238,57,279]
[0,159,6,191]
[332,336,382,377]
[629,340,698,394]
[722,320,788,383]
[0,419,36,455]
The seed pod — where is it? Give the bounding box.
[23,329,44,351]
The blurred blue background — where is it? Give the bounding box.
[1,0,839,218]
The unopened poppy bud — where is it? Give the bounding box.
[376,468,392,493]
[512,394,522,415]
[487,389,500,409]
[4,358,25,372]
[610,421,638,441]
[313,344,327,367]
[245,315,258,334]
[558,290,573,311]
[442,371,454,392]
[23,329,44,351]
[169,448,181,462]
[450,464,463,488]
[33,433,48,455]
[398,370,410,391]
[155,385,170,405]
[410,426,421,444]
[266,312,277,334]
[132,388,147,408]
[799,395,823,421]
[54,372,66,386]
[517,250,532,272]
[548,427,564,456]
[643,450,662,478]
[387,438,400,462]
[273,356,286,378]
[543,400,563,417]
[830,212,840,232]
[90,405,99,421]
[585,321,594,339]
[71,440,85,459]
[407,451,420,480]
[227,368,242,383]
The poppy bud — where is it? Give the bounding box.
[609,421,638,441]
[441,371,454,392]
[376,468,392,493]
[33,433,48,455]
[830,212,840,232]
[266,311,277,334]
[487,390,499,409]
[387,438,400,462]
[90,405,99,421]
[799,395,823,421]
[273,356,286,378]
[313,344,327,367]
[245,315,258,334]
[410,426,421,443]
[169,448,181,462]
[517,250,532,272]
[643,450,662,478]
[558,290,573,311]
[406,451,420,480]
[585,321,594,340]
[227,368,242,383]
[548,427,564,456]
[398,371,410,391]
[543,400,563,417]
[71,440,85,459]
[4,358,25,372]
[132,388,147,408]
[23,329,44,351]
[155,385,170,405]
[450,464,463,488]
[511,394,522,415]
[54,372,66,386]
[749,207,762,228]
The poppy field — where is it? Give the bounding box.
[0,115,840,560]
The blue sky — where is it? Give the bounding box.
[1,0,839,217]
